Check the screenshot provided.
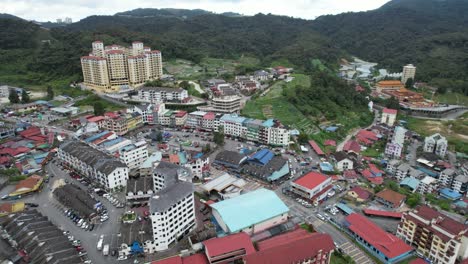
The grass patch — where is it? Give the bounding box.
[361,140,386,158]
[404,115,468,154]
[187,83,202,97]
[74,95,124,112]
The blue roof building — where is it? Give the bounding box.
[262,119,275,128]
[439,188,462,200]
[220,114,247,124]
[211,188,289,234]
[400,177,420,192]
[248,149,274,166]
[84,131,109,143]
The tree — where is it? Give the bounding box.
[406,193,421,208]
[93,101,105,115]
[47,86,54,100]
[405,78,414,89]
[155,130,163,142]
[297,132,309,145]
[21,90,30,103]
[8,89,19,104]
[385,96,400,110]
[213,128,225,145]
[179,81,190,90]
[202,144,211,153]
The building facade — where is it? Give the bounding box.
[118,141,148,170]
[137,87,188,103]
[424,133,448,157]
[396,206,468,264]
[401,64,416,84]
[81,41,163,92]
[58,141,129,190]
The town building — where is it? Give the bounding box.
[58,140,129,190]
[137,87,188,103]
[290,171,332,205]
[145,161,195,252]
[102,112,129,135]
[381,108,398,126]
[81,41,163,92]
[347,186,373,202]
[397,206,468,264]
[218,114,247,138]
[213,150,247,172]
[203,232,256,264]
[186,111,207,128]
[375,189,406,208]
[452,174,468,195]
[385,126,407,158]
[201,173,246,200]
[402,64,416,84]
[242,149,289,182]
[148,180,195,252]
[333,151,354,171]
[400,177,420,193]
[211,188,289,235]
[245,229,335,264]
[417,176,438,194]
[439,168,456,187]
[118,140,148,170]
[9,175,43,197]
[376,80,405,93]
[346,213,413,263]
[204,95,242,114]
[424,133,448,157]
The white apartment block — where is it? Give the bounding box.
[395,163,411,181]
[424,133,448,157]
[81,41,163,93]
[148,182,195,252]
[264,126,290,146]
[219,114,247,138]
[401,64,416,84]
[146,161,195,252]
[58,141,129,190]
[386,159,401,175]
[451,175,468,194]
[417,176,437,194]
[118,141,148,170]
[439,168,456,187]
[209,95,241,114]
[186,111,206,128]
[185,156,210,179]
[137,87,188,103]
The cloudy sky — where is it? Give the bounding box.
[3,0,391,22]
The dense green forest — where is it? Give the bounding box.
[0,0,467,95]
[312,0,468,95]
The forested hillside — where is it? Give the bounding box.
[312,0,468,95]
[1,0,468,95]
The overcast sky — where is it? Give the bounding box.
[3,0,391,22]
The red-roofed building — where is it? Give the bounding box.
[346,213,413,263]
[343,140,361,153]
[203,232,255,264]
[363,209,402,219]
[245,229,335,264]
[344,170,359,180]
[361,169,384,185]
[0,147,31,157]
[375,189,406,208]
[151,254,208,264]
[308,140,325,156]
[290,171,332,205]
[409,259,427,264]
[18,126,42,138]
[356,130,379,146]
[347,186,373,202]
[355,85,365,92]
[397,206,468,263]
[324,140,336,147]
[87,116,106,127]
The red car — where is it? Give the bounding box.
[144,210,149,216]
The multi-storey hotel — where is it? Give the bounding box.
[397,206,468,264]
[81,41,163,92]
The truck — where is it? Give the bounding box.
[103,244,109,256]
[97,237,103,251]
